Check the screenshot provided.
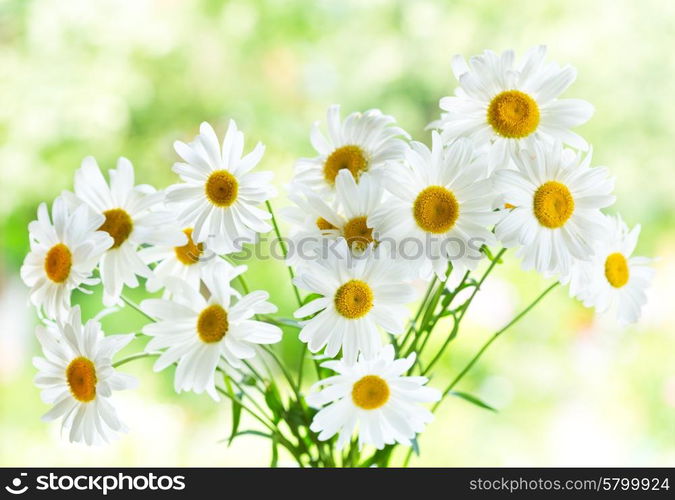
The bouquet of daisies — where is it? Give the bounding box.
[22,46,652,467]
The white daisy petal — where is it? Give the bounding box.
[33,306,135,445]
[166,121,276,254]
[308,345,440,450]
[437,46,591,172]
[495,141,614,276]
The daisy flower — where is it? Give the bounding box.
[293,240,416,364]
[494,141,615,276]
[370,132,497,280]
[566,214,653,324]
[33,306,137,445]
[283,170,385,268]
[21,195,112,319]
[292,104,409,194]
[140,260,282,400]
[435,45,593,172]
[307,345,440,450]
[139,225,217,295]
[166,120,277,255]
[69,156,186,306]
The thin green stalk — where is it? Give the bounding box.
[222,255,251,294]
[265,200,325,386]
[262,346,302,403]
[228,375,277,426]
[218,362,267,400]
[405,263,453,357]
[121,294,155,322]
[215,386,305,466]
[265,200,302,307]
[409,276,438,331]
[421,248,506,376]
[214,386,277,433]
[416,312,456,363]
[241,360,267,388]
[410,270,470,370]
[297,343,308,389]
[398,277,438,353]
[437,281,560,404]
[403,280,559,466]
[112,352,158,368]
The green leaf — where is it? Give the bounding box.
[481,246,503,264]
[271,434,279,467]
[301,292,323,305]
[224,376,242,446]
[264,383,285,423]
[218,430,272,443]
[411,437,420,456]
[286,400,307,428]
[450,391,498,412]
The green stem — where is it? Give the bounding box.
[229,375,277,426]
[406,265,452,357]
[121,294,155,322]
[438,281,560,404]
[265,200,302,307]
[262,346,302,403]
[410,270,470,371]
[398,277,437,352]
[222,255,251,294]
[421,248,506,376]
[403,280,559,466]
[297,343,308,389]
[112,352,158,368]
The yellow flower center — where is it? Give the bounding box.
[205,170,239,207]
[352,375,390,410]
[197,304,229,343]
[413,186,460,234]
[533,181,575,229]
[316,217,337,231]
[342,216,375,251]
[334,279,373,319]
[487,90,540,138]
[44,243,72,283]
[99,208,133,248]
[66,357,97,403]
[323,145,368,185]
[605,252,629,288]
[174,228,203,265]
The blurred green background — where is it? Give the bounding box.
[1,0,674,467]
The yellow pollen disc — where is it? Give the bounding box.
[174,228,203,265]
[316,217,337,231]
[205,170,239,207]
[197,304,229,343]
[487,90,540,138]
[352,375,390,410]
[605,252,629,288]
[334,279,373,319]
[44,243,72,283]
[533,181,575,229]
[323,145,368,185]
[413,186,460,234]
[343,216,375,251]
[66,357,97,403]
[99,208,133,248]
